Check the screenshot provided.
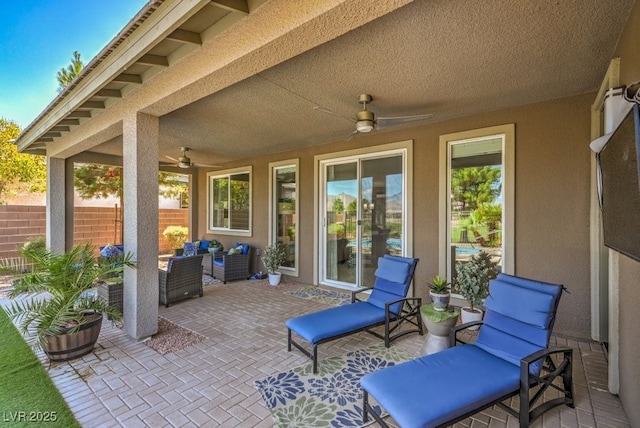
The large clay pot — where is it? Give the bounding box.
[43,312,103,362]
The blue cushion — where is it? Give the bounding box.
[235,243,250,255]
[183,242,197,257]
[360,345,520,427]
[367,256,416,312]
[166,256,185,272]
[484,279,555,328]
[286,303,386,344]
[374,257,410,284]
[199,240,210,250]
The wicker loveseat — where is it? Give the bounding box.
[212,244,252,283]
[159,255,204,307]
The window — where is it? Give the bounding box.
[439,125,514,285]
[207,167,252,235]
[270,160,299,276]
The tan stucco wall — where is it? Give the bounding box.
[613,1,640,426]
[196,92,594,340]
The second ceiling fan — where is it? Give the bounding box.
[314,94,433,139]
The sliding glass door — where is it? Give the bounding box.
[321,151,406,288]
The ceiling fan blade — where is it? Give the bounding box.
[376,113,433,129]
[165,155,179,162]
[313,106,355,123]
[193,162,221,168]
[345,130,359,141]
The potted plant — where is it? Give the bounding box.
[4,243,135,362]
[428,275,451,311]
[454,250,498,329]
[261,242,286,286]
[208,239,224,254]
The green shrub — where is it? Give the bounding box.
[162,225,189,249]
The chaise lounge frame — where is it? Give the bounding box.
[361,273,574,428]
[287,255,422,374]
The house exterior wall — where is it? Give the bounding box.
[196,92,594,340]
[613,1,640,425]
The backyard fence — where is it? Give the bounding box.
[0,205,188,260]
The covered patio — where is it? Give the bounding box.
[5,279,628,427]
[12,0,640,425]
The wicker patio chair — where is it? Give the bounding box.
[159,255,204,307]
[212,245,252,283]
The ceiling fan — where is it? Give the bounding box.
[164,147,218,169]
[314,94,433,139]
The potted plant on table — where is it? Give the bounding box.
[4,243,135,362]
[428,275,451,311]
[208,239,224,254]
[261,242,286,286]
[454,250,498,330]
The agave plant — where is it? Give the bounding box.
[429,275,450,294]
[4,243,135,351]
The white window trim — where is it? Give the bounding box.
[438,124,515,281]
[269,159,300,277]
[206,166,252,237]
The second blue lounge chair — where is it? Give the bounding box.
[286,255,422,373]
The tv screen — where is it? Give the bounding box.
[598,103,640,262]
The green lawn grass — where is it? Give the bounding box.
[0,307,80,427]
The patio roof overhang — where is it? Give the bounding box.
[15,0,634,166]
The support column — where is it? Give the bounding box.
[46,157,67,253]
[123,112,159,340]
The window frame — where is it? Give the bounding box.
[269,159,299,277]
[439,124,515,283]
[207,166,253,236]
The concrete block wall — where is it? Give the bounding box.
[0,205,47,260]
[0,205,188,260]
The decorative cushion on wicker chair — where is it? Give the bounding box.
[159,255,204,307]
[212,245,252,283]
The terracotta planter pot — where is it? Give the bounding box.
[43,312,103,362]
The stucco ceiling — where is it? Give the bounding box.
[19,0,635,167]
[156,0,633,166]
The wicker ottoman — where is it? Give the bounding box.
[97,279,123,319]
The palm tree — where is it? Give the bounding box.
[56,51,84,91]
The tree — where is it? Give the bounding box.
[332,197,344,213]
[56,51,84,91]
[451,166,501,211]
[0,119,47,204]
[74,164,189,241]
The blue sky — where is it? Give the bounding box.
[0,0,148,128]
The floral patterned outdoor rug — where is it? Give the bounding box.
[254,344,413,427]
[284,285,351,306]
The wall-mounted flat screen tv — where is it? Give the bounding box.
[597,103,640,262]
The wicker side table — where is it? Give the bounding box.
[97,278,123,319]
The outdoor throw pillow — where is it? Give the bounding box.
[100,243,122,258]
[183,242,197,257]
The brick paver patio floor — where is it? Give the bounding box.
[1,279,630,427]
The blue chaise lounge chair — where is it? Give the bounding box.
[286,255,422,374]
[360,273,574,427]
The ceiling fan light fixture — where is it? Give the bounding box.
[356,120,374,133]
[178,156,191,168]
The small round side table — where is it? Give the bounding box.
[420,304,460,355]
